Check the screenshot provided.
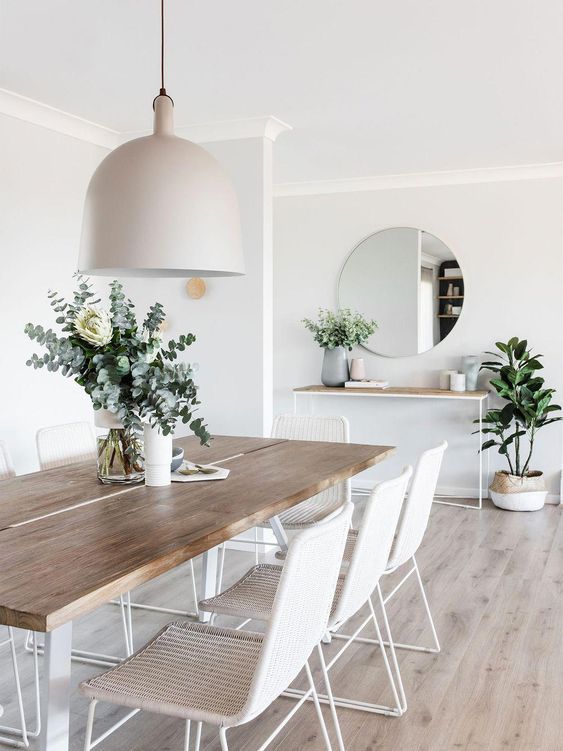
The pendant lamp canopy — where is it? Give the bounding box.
[78,2,244,278]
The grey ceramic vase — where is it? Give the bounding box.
[462,355,480,391]
[321,346,350,387]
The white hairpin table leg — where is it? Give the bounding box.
[40,621,72,751]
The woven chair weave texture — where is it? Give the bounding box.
[0,441,15,480]
[36,422,97,470]
[262,414,351,529]
[387,443,446,570]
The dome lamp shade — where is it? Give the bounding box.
[78,95,244,278]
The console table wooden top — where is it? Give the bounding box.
[294,385,489,400]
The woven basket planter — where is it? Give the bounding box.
[490,470,547,511]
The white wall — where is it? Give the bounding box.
[0,113,274,474]
[274,178,563,500]
[0,113,109,473]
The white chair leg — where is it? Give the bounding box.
[305,661,333,751]
[375,584,407,714]
[254,527,259,565]
[367,597,404,716]
[184,719,191,751]
[194,721,202,751]
[219,727,229,751]
[83,700,98,751]
[119,594,133,656]
[190,560,199,617]
[217,543,226,594]
[316,644,344,751]
[412,555,440,652]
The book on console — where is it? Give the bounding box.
[344,380,389,389]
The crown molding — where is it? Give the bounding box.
[0,88,291,148]
[0,88,121,149]
[121,115,292,145]
[274,162,563,196]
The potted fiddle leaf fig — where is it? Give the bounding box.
[475,337,561,511]
[302,308,377,387]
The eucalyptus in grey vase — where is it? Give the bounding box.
[321,346,350,387]
[462,355,480,391]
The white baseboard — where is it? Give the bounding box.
[352,481,560,505]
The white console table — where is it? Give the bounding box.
[293,385,490,510]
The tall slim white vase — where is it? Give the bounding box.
[143,424,173,487]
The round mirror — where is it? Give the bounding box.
[338,227,463,357]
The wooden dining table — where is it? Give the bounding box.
[0,434,394,751]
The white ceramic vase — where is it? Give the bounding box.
[143,424,173,487]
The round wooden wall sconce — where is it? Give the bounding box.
[186,277,206,299]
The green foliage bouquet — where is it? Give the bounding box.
[25,276,210,481]
[302,308,377,350]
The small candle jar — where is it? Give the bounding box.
[450,372,466,392]
[349,358,366,381]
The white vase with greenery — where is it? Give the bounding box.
[25,275,210,484]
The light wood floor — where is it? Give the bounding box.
[1,499,562,750]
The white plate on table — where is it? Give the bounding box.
[171,461,230,483]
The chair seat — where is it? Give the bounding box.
[80,621,264,726]
[200,564,283,621]
[259,493,345,529]
[200,564,345,627]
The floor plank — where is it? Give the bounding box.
[0,499,561,750]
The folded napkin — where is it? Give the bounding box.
[171,461,230,483]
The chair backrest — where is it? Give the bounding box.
[330,466,411,629]
[0,441,15,480]
[36,422,97,470]
[271,414,351,505]
[239,501,353,723]
[387,441,447,570]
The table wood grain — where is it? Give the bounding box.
[0,435,285,530]
[0,436,393,632]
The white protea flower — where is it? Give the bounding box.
[74,307,113,347]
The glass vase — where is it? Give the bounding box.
[94,409,144,484]
[97,428,144,484]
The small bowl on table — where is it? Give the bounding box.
[170,447,184,473]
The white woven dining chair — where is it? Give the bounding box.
[199,468,411,749]
[217,414,351,588]
[0,440,16,480]
[0,441,41,749]
[336,441,448,658]
[80,502,354,751]
[36,421,97,470]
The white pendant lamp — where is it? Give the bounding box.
[78,1,244,277]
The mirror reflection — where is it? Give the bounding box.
[338,227,463,357]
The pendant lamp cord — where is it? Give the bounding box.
[160,0,166,95]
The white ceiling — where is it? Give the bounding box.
[2,0,563,184]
